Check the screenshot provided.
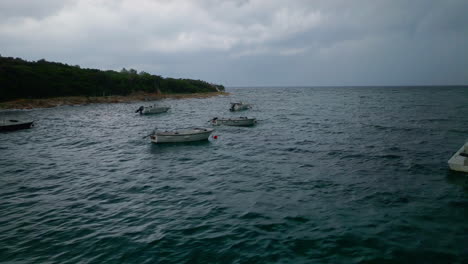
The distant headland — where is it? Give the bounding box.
[0,55,226,109]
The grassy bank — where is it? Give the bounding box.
[0,91,229,110]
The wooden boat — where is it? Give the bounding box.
[136,104,170,115]
[448,142,468,173]
[0,119,34,132]
[150,128,214,143]
[210,117,256,126]
[229,102,251,111]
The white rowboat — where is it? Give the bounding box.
[150,128,214,143]
[448,142,468,173]
[211,117,256,126]
[136,105,170,115]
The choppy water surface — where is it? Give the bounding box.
[1,86,467,263]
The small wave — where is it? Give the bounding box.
[387,146,401,151]
[367,124,418,132]
[312,180,340,189]
[340,154,366,159]
[239,211,271,220]
[327,151,340,156]
[448,201,468,208]
[448,129,468,134]
[420,118,450,123]
[254,222,286,232]
[359,191,411,207]
[294,140,316,145]
[284,216,309,223]
[180,225,211,236]
[283,147,315,154]
[377,154,402,159]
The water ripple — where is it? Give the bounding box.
[1,86,468,263]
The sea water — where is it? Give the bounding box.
[0,86,467,263]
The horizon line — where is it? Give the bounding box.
[226,84,468,88]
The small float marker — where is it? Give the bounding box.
[213,135,218,139]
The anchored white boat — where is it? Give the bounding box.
[448,142,468,173]
[210,117,256,126]
[0,119,34,132]
[229,102,251,111]
[150,128,214,143]
[136,104,170,115]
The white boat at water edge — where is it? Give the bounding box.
[150,128,214,143]
[448,142,468,173]
[229,102,251,111]
[136,104,170,115]
[210,117,256,126]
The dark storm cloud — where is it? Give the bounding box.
[0,0,467,86]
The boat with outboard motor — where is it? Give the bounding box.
[229,102,251,111]
[149,128,214,143]
[0,119,34,132]
[210,117,256,126]
[136,104,170,115]
[448,142,468,173]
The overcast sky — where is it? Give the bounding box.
[1,0,467,86]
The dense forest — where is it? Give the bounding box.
[0,55,224,101]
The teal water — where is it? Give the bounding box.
[1,86,467,263]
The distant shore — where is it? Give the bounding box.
[0,91,229,110]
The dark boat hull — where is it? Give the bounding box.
[0,121,34,132]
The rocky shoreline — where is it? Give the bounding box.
[0,91,229,110]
